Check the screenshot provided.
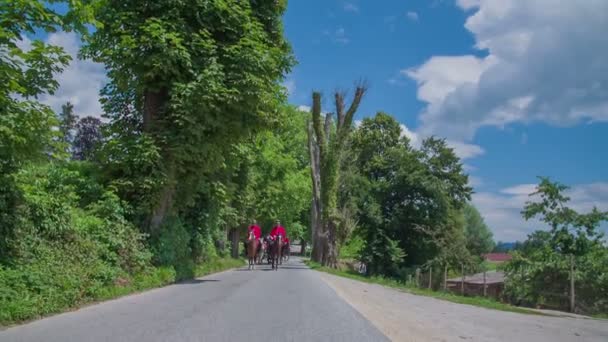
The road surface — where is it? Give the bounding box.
[3,257,607,342]
[0,257,388,342]
[319,272,608,342]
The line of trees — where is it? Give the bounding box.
[306,107,496,275]
[1,0,312,323]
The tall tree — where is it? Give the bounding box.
[0,0,92,261]
[349,113,473,275]
[73,116,103,161]
[308,84,367,266]
[84,0,294,232]
[58,101,77,148]
[463,204,495,256]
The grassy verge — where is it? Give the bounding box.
[195,257,245,278]
[305,260,543,316]
[0,257,244,326]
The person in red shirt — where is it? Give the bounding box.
[244,219,262,256]
[269,220,286,240]
[247,220,262,240]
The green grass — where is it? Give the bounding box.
[305,260,544,316]
[195,257,245,277]
[0,257,244,326]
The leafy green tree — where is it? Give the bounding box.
[350,113,472,276]
[0,0,93,262]
[58,102,77,148]
[83,0,295,232]
[308,85,367,267]
[504,178,608,313]
[463,204,495,256]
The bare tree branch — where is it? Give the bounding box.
[324,112,333,142]
[311,91,325,151]
[335,91,346,130]
[343,81,368,130]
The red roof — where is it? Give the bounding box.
[483,253,512,262]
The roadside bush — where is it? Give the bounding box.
[0,162,156,323]
[150,217,195,280]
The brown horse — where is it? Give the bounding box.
[270,236,283,271]
[247,232,259,270]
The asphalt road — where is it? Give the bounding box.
[0,257,388,342]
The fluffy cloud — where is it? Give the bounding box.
[37,32,106,118]
[398,123,483,160]
[324,27,350,45]
[343,3,359,13]
[473,182,608,241]
[297,105,311,112]
[283,79,296,96]
[406,11,419,22]
[406,0,608,141]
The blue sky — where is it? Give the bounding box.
[32,0,608,241]
[282,0,608,241]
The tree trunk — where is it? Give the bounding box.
[307,85,367,267]
[307,120,324,262]
[143,88,168,132]
[428,266,432,290]
[300,240,307,255]
[230,228,240,259]
[144,87,173,232]
[149,175,175,232]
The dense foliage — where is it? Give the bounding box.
[345,112,474,276]
[0,0,300,324]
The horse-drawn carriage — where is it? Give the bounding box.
[247,235,288,270]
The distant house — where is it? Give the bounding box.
[483,253,512,263]
[447,271,506,299]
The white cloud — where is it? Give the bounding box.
[283,79,296,96]
[324,27,350,45]
[405,0,608,142]
[468,175,483,188]
[473,182,608,241]
[343,3,359,13]
[297,105,311,112]
[39,32,106,118]
[399,123,419,147]
[398,123,484,160]
[406,11,419,21]
[446,140,485,160]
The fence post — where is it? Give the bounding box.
[443,264,448,291]
[428,266,432,290]
[461,263,465,295]
[570,254,575,313]
[483,271,487,297]
[416,268,420,288]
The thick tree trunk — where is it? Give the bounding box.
[143,88,168,132]
[307,85,367,267]
[308,121,324,262]
[144,87,173,231]
[230,228,240,258]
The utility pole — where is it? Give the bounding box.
[461,263,465,295]
[443,264,448,291]
[570,254,576,313]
